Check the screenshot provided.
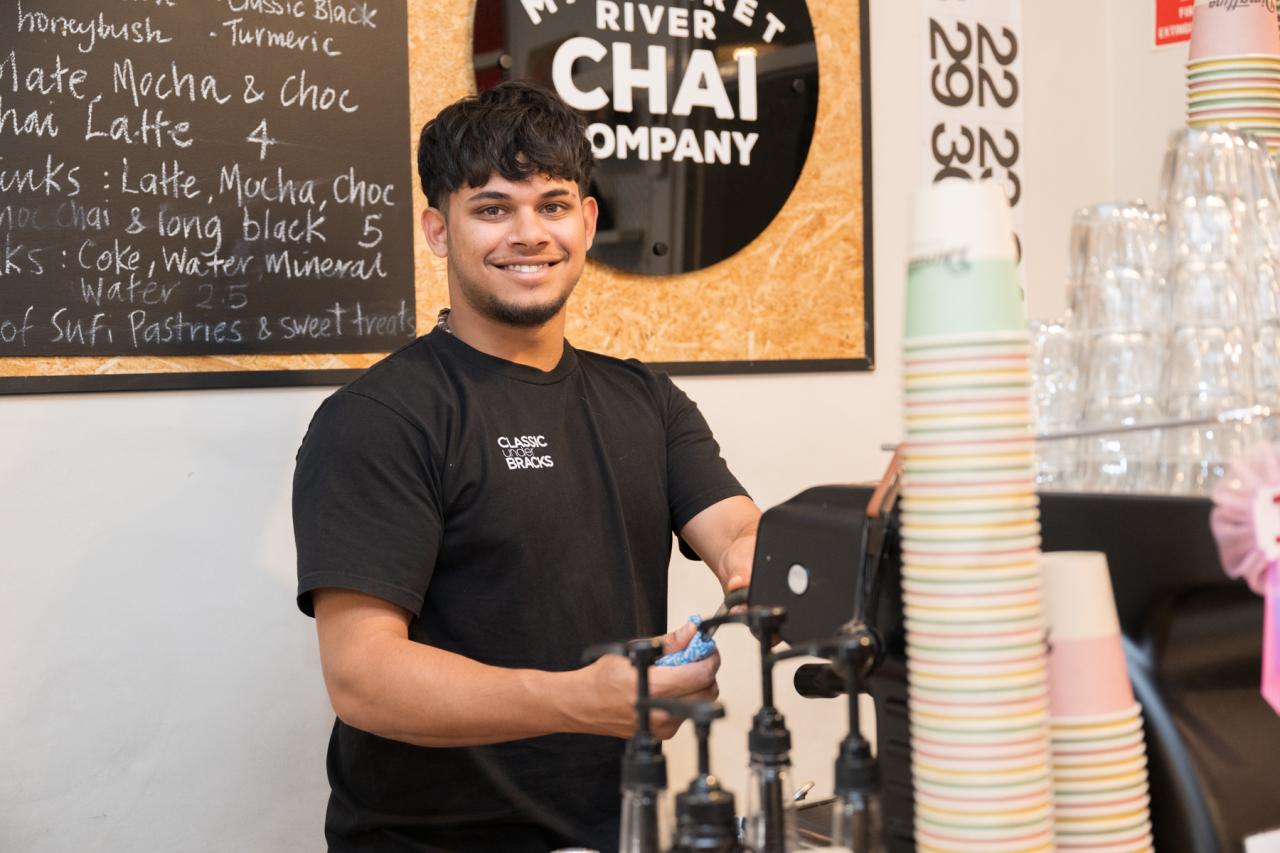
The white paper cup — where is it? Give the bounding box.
[912,696,1050,720]
[905,370,1033,391]
[1052,703,1143,728]
[1051,717,1145,742]
[1052,791,1150,818]
[915,824,1054,853]
[1055,840,1152,853]
[905,591,1044,612]
[1052,741,1146,767]
[910,657,1047,681]
[1053,781,1150,806]
[905,529,1039,548]
[901,523,1042,543]
[908,627,1046,651]
[908,644,1046,668]
[911,686,1049,712]
[904,575,1041,595]
[1041,552,1135,717]
[903,509,1040,528]
[911,753,1049,788]
[906,411,1034,431]
[912,682,1048,704]
[906,617,1046,639]
[904,445,1037,464]
[908,624,1045,645]
[916,809,1053,839]
[1052,729,1145,756]
[905,604,1044,626]
[905,329,1032,351]
[1052,755,1148,781]
[1053,769,1149,794]
[904,536,1040,556]
[903,481,1037,499]
[916,800,1054,828]
[905,552,1041,569]
[911,717,1049,742]
[1054,820,1153,846]
[904,393,1033,410]
[904,455,1038,475]
[1188,0,1280,62]
[906,432,1034,450]
[914,734,1049,762]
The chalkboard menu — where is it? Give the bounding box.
[0,0,415,364]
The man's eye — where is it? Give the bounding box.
[477,206,505,216]
[542,203,567,214]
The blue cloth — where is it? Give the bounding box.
[655,615,717,666]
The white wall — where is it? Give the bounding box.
[0,3,1191,850]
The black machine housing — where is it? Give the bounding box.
[746,485,1280,853]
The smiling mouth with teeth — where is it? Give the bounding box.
[498,260,561,274]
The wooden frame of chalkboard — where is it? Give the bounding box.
[0,0,873,394]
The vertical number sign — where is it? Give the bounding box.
[921,0,1025,267]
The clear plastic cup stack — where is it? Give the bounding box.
[1029,319,1080,490]
[1065,203,1166,493]
[1158,127,1275,490]
[1036,128,1280,496]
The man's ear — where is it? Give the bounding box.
[422,207,448,258]
[582,196,599,252]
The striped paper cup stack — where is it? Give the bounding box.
[902,181,1054,853]
[1042,552,1155,853]
[1186,0,1280,150]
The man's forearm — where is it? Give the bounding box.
[314,589,615,748]
[313,589,718,747]
[324,632,589,747]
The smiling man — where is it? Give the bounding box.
[292,81,761,853]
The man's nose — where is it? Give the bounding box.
[508,208,550,247]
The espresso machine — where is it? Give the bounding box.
[743,480,1280,853]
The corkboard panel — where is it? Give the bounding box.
[406,0,871,369]
[1,0,869,391]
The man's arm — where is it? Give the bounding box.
[679,495,762,594]
[313,588,719,748]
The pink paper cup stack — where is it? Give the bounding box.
[1186,0,1280,150]
[903,181,1054,853]
[1041,551,1155,853]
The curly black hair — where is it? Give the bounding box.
[417,80,594,211]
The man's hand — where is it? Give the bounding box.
[680,495,762,595]
[577,621,720,739]
[718,534,755,600]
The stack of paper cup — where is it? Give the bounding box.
[1186,0,1280,150]
[1042,552,1155,853]
[902,181,1054,853]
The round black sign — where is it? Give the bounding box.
[473,0,819,276]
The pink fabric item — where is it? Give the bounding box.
[1210,442,1280,715]
[1266,566,1279,715]
[1210,442,1280,595]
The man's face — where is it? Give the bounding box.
[423,172,598,328]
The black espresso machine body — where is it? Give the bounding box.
[747,486,1280,853]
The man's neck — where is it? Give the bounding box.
[443,305,566,372]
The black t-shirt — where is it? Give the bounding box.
[293,328,747,853]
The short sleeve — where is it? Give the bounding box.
[293,390,443,617]
[662,376,749,534]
